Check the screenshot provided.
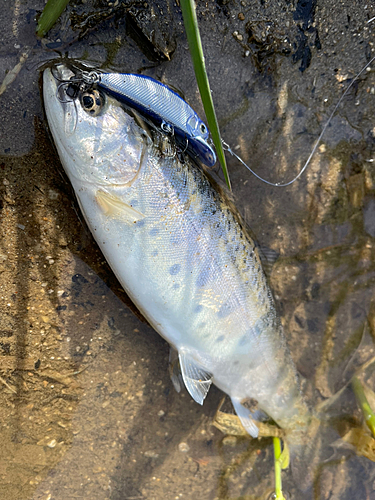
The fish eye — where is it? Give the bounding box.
[80,89,104,116]
[200,123,207,135]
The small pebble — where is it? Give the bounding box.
[178,442,190,453]
[47,439,57,448]
[222,436,238,447]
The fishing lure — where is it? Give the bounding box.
[79,70,217,168]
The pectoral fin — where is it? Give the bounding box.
[96,190,145,222]
[179,352,213,405]
[231,397,259,438]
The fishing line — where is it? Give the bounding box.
[224,54,375,187]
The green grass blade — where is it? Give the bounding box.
[352,376,375,437]
[37,0,70,37]
[179,0,231,190]
[273,437,287,500]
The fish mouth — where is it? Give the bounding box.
[43,65,84,181]
[43,66,67,153]
[43,63,84,133]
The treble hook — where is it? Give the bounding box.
[56,81,74,103]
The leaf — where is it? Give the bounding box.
[37,0,70,37]
[341,427,375,462]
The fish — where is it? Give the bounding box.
[43,63,312,469]
[78,69,217,168]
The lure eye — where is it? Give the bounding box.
[80,89,104,116]
[199,123,207,135]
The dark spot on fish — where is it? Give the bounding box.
[216,335,225,342]
[239,335,248,346]
[152,250,158,257]
[194,304,203,313]
[196,269,210,288]
[240,232,243,239]
[169,264,181,275]
[149,227,158,237]
[136,220,145,228]
[217,302,232,319]
[233,360,239,366]
[173,283,180,289]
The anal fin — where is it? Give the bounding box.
[179,351,213,405]
[231,397,259,438]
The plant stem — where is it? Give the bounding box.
[273,437,286,500]
[352,376,375,437]
[179,0,231,190]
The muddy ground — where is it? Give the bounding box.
[1,0,375,499]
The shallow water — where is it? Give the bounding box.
[1,0,375,499]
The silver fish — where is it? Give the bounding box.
[79,70,217,168]
[43,63,310,451]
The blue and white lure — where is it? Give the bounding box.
[80,70,217,168]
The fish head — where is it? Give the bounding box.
[43,64,151,187]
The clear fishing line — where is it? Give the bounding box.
[224,55,375,187]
